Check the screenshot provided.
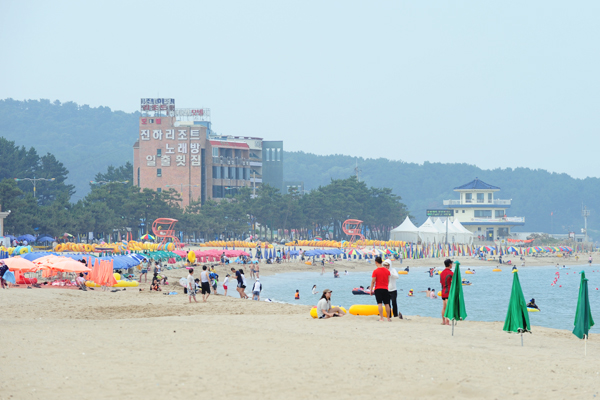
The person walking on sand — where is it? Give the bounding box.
[223,274,230,296]
[140,259,149,283]
[440,259,454,325]
[187,268,198,303]
[386,259,402,319]
[370,256,391,322]
[200,266,211,302]
[252,278,262,301]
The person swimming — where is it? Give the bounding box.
[408,289,414,297]
[312,285,318,294]
[333,269,339,278]
[295,289,300,300]
[527,298,539,310]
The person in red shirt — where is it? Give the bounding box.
[370,256,391,322]
[440,259,454,326]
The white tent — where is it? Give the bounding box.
[453,219,473,244]
[390,216,419,242]
[418,217,441,243]
[443,219,463,243]
[433,218,447,243]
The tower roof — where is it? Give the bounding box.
[454,178,500,191]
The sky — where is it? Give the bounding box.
[2,1,599,179]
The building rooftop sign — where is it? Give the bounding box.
[140,98,175,114]
[175,108,211,121]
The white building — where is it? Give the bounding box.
[443,178,525,241]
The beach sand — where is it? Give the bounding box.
[2,265,599,400]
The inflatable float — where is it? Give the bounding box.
[398,271,408,275]
[461,281,472,286]
[86,280,139,288]
[527,307,540,312]
[349,304,391,317]
[492,268,502,272]
[464,270,474,274]
[310,306,347,318]
[437,291,442,297]
[351,288,370,295]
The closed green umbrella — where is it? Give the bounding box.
[573,271,594,355]
[444,261,467,335]
[503,270,531,346]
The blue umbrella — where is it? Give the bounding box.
[17,234,35,242]
[36,236,54,243]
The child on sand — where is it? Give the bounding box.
[223,274,230,296]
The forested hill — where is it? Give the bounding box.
[0,99,138,200]
[283,152,599,235]
[0,99,596,235]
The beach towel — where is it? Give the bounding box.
[3,270,16,284]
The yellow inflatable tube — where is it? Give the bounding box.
[492,269,502,272]
[398,271,408,275]
[85,280,140,288]
[527,307,540,312]
[310,306,346,318]
[349,304,393,317]
[464,271,474,274]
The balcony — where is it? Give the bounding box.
[212,156,249,166]
[469,217,525,223]
[443,199,511,206]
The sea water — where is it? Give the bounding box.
[229,265,600,332]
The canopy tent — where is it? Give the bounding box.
[36,236,55,243]
[390,216,419,242]
[442,219,463,243]
[453,220,473,244]
[418,217,441,243]
[433,218,447,243]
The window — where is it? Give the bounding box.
[157,148,162,157]
[157,188,162,193]
[265,148,270,161]
[465,193,472,203]
[477,193,484,203]
[137,167,140,186]
[212,166,219,179]
[212,147,219,157]
[276,148,281,161]
[462,210,465,213]
[157,168,162,177]
[474,210,492,218]
[495,210,504,218]
[487,193,492,203]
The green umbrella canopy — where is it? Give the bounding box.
[573,271,595,340]
[444,261,467,321]
[503,271,531,333]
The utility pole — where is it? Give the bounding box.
[582,205,590,244]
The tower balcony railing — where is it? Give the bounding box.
[212,156,250,166]
[443,199,511,206]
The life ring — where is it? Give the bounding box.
[492,269,502,272]
[398,271,408,275]
[527,307,540,312]
[86,280,139,288]
[465,271,474,274]
[349,305,390,317]
[351,288,370,295]
[310,306,347,319]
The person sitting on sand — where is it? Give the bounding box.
[75,273,86,291]
[151,273,161,291]
[527,298,539,310]
[316,289,345,319]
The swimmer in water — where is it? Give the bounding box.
[408,289,414,297]
[312,285,318,295]
[295,289,300,300]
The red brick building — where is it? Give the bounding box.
[133,110,252,207]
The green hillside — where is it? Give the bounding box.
[283,152,599,235]
[0,99,138,200]
[0,99,596,235]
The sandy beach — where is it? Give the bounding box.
[2,251,599,400]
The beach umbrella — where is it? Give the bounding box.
[3,257,39,272]
[573,271,595,355]
[17,234,36,242]
[36,236,54,243]
[503,270,531,346]
[140,234,155,241]
[444,261,467,336]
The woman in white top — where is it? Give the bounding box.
[386,259,402,319]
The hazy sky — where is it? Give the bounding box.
[2,1,599,178]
